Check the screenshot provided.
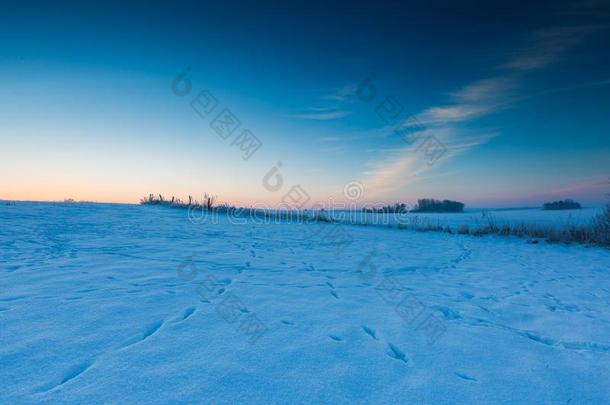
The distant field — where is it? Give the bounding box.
[316,207,602,230]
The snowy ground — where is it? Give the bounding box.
[324,207,601,230]
[1,202,610,404]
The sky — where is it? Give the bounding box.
[1,0,609,208]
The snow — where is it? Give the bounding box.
[324,207,602,230]
[1,202,610,403]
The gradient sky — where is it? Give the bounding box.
[1,0,609,208]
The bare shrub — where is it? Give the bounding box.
[543,199,581,210]
[457,225,470,235]
[498,225,511,236]
[592,203,610,246]
[412,198,464,213]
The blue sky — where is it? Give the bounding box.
[1,0,609,207]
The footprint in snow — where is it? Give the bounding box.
[35,360,95,393]
[386,344,408,363]
[120,320,164,350]
[172,306,197,323]
[57,361,93,386]
[433,306,461,320]
[362,325,378,340]
[455,372,477,382]
[522,331,556,346]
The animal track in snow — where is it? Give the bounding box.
[455,372,477,382]
[362,325,378,340]
[121,320,164,350]
[172,306,196,323]
[386,344,408,363]
[57,361,93,386]
[433,306,461,320]
[521,331,557,346]
[35,360,94,393]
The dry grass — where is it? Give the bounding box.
[142,192,610,248]
[457,225,470,235]
[140,193,340,225]
[392,211,610,248]
[592,203,610,246]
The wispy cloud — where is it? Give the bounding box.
[362,128,499,198]
[419,77,517,123]
[364,19,605,197]
[330,2,606,201]
[421,104,493,123]
[417,22,605,127]
[321,83,359,102]
[362,77,508,196]
[361,148,422,197]
[318,136,341,142]
[451,77,516,103]
[294,82,361,121]
[501,25,604,71]
[291,110,350,121]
